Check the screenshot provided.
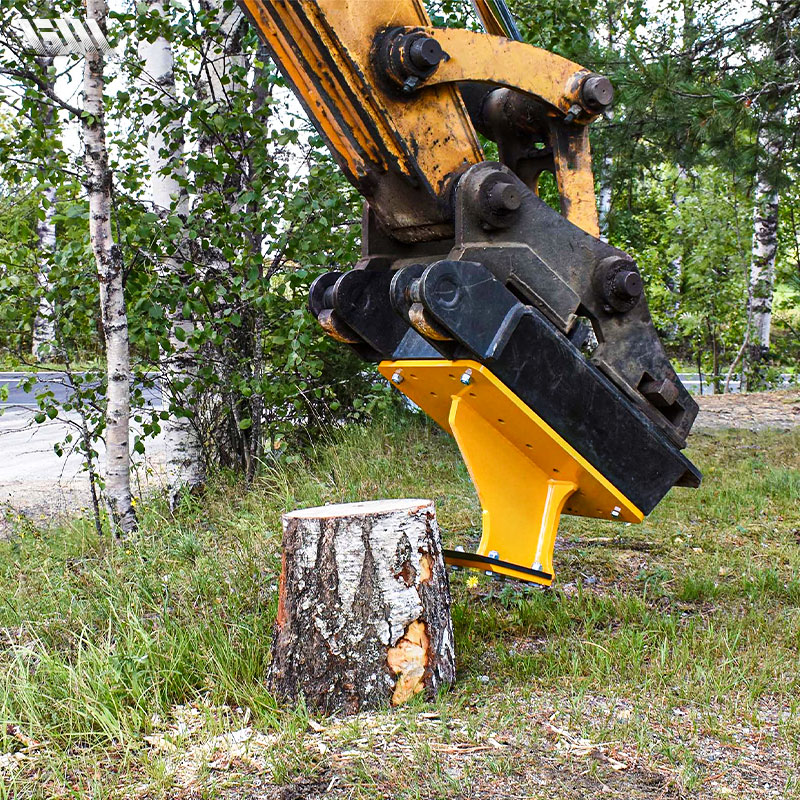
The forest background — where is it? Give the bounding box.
[0,0,798,535]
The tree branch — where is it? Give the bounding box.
[0,67,83,118]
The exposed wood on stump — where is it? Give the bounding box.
[269,500,455,714]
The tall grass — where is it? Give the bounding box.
[0,417,798,795]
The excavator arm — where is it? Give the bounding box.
[238,0,701,584]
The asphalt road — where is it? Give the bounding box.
[0,372,162,408]
[2,371,794,408]
[0,403,165,532]
[0,369,794,531]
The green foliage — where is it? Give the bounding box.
[623,165,751,385]
[118,3,397,469]
[0,190,38,353]
[1,0,399,474]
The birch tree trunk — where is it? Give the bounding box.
[84,0,137,535]
[668,165,687,296]
[32,182,57,361]
[592,9,614,243]
[139,0,205,509]
[669,0,695,314]
[198,0,247,114]
[597,154,612,242]
[741,0,791,391]
[194,0,255,474]
[744,124,782,389]
[270,500,455,714]
[31,57,57,362]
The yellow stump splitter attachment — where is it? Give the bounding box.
[379,359,644,585]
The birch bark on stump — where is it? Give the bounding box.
[269,500,455,714]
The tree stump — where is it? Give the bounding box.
[268,499,455,714]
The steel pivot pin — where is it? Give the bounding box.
[486,549,499,575]
[611,506,621,518]
[391,370,404,385]
[460,368,473,386]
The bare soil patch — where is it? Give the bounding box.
[694,388,800,431]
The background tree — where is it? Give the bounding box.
[84,0,137,535]
[138,0,205,507]
[0,0,138,534]
[0,0,798,531]
[742,0,798,388]
[30,56,58,362]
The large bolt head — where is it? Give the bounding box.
[487,182,522,214]
[408,36,443,70]
[476,172,525,230]
[376,29,443,90]
[612,269,643,300]
[640,377,680,408]
[581,74,614,111]
[593,256,642,313]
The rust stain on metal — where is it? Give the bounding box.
[318,309,360,343]
[551,125,599,236]
[418,27,588,116]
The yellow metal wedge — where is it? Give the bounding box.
[379,359,644,584]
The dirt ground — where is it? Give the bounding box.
[693,388,800,431]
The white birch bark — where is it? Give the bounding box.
[197,0,247,117]
[194,0,247,279]
[196,0,248,222]
[139,0,205,508]
[32,182,57,360]
[740,2,790,390]
[597,154,613,242]
[84,0,137,535]
[669,165,688,295]
[31,57,57,361]
[270,500,455,714]
[592,9,615,243]
[748,126,781,356]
